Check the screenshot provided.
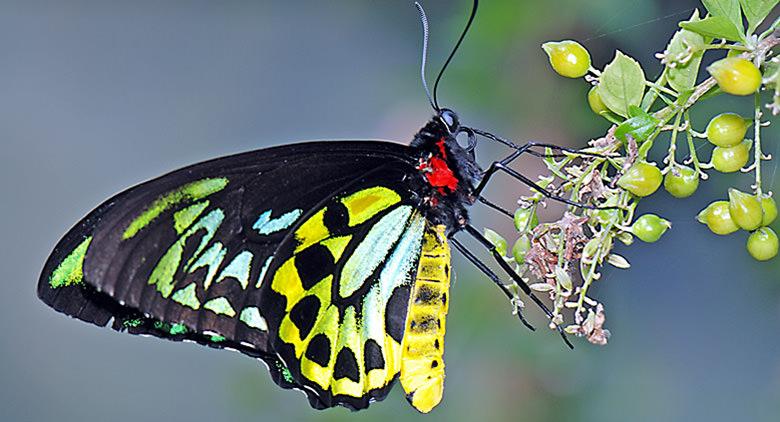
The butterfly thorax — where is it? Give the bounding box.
[410,113,482,231]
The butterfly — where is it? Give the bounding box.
[37,0,592,413]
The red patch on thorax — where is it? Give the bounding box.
[417,138,459,195]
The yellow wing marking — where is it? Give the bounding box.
[294,208,329,253]
[330,306,364,397]
[340,186,401,227]
[320,235,352,261]
[400,224,450,413]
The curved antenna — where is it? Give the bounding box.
[432,0,478,110]
[414,2,437,111]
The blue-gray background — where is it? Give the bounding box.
[2,1,779,421]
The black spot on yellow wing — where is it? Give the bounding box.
[306,333,332,367]
[289,295,320,340]
[334,348,360,382]
[364,339,385,371]
[295,245,335,290]
[323,201,349,233]
[385,285,411,343]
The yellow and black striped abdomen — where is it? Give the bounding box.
[400,224,450,413]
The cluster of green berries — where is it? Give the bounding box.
[698,191,778,261]
[542,39,776,261]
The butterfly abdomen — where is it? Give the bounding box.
[400,224,450,413]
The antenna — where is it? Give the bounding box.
[414,2,437,111]
[432,0,478,110]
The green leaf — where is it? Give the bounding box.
[702,0,744,33]
[615,106,660,144]
[483,228,508,256]
[679,15,744,41]
[665,11,707,93]
[597,51,646,117]
[513,207,539,233]
[739,0,779,33]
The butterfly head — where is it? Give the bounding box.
[437,108,460,134]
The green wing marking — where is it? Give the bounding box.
[123,177,228,240]
[49,236,92,288]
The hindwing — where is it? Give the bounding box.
[258,173,432,410]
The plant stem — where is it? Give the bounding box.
[664,109,684,169]
[754,92,763,195]
[684,111,704,177]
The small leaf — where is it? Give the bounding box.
[615,106,660,144]
[607,253,631,269]
[702,0,744,33]
[680,16,744,41]
[483,228,508,257]
[529,283,554,292]
[513,207,539,233]
[554,267,573,291]
[739,0,779,33]
[597,51,646,117]
[666,11,707,92]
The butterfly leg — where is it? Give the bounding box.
[450,237,535,331]
[474,152,612,211]
[476,196,513,218]
[462,224,574,349]
[465,127,610,160]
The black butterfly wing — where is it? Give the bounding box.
[37,140,420,389]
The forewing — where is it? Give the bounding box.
[38,141,416,375]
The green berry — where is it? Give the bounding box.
[707,57,762,96]
[728,189,764,231]
[663,165,699,198]
[711,139,750,173]
[630,214,671,243]
[706,113,749,147]
[746,227,778,261]
[760,195,777,226]
[512,235,531,265]
[542,40,591,78]
[697,201,739,235]
[587,86,609,115]
[617,161,663,197]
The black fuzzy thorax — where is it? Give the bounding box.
[409,115,483,232]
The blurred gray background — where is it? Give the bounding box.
[2,1,779,421]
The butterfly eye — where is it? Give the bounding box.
[438,109,459,133]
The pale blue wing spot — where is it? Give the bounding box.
[171,282,201,310]
[255,256,273,288]
[239,307,268,331]
[253,209,303,235]
[188,242,227,291]
[203,297,236,317]
[216,250,253,290]
[340,205,413,298]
